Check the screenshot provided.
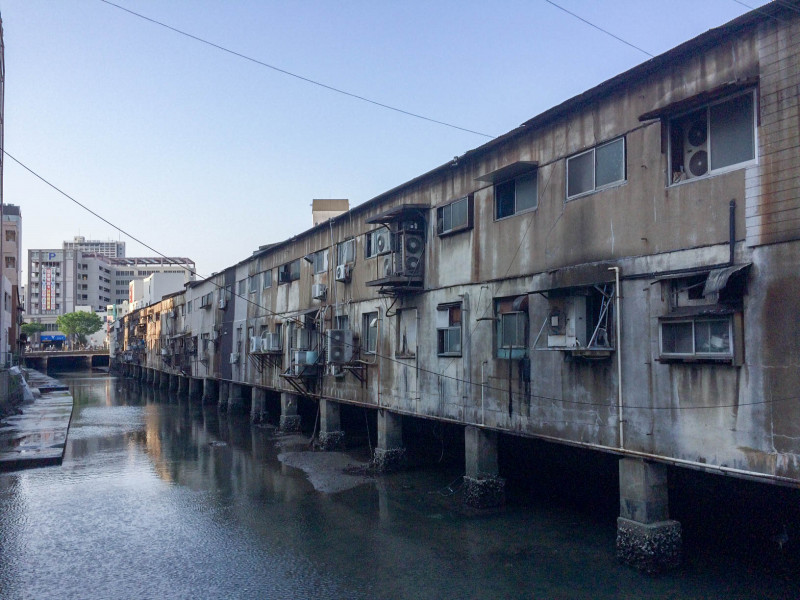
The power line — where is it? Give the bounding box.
[543,0,654,58]
[96,0,495,140]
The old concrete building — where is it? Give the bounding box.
[112,2,800,572]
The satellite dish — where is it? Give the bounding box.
[689,150,708,177]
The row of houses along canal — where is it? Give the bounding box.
[1,366,799,598]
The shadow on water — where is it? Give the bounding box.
[1,370,799,599]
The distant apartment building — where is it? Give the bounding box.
[2,204,22,288]
[26,249,195,335]
[63,235,125,258]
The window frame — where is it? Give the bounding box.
[566,136,626,201]
[437,195,473,237]
[337,239,356,267]
[263,270,272,289]
[278,260,301,284]
[494,171,538,221]
[667,89,757,186]
[362,312,378,354]
[436,302,462,357]
[497,310,527,358]
[248,273,260,293]
[659,315,734,360]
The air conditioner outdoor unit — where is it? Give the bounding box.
[381,255,394,278]
[335,264,351,283]
[229,352,239,364]
[326,329,354,364]
[374,229,391,255]
[312,283,327,300]
[160,348,168,356]
[218,298,227,310]
[682,113,708,179]
[293,350,319,375]
[250,336,260,353]
[397,232,424,277]
[262,332,282,353]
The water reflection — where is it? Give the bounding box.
[0,372,798,599]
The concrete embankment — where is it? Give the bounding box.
[0,369,74,471]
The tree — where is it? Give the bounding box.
[56,311,104,347]
[21,322,46,338]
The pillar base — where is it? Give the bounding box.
[316,431,345,451]
[372,447,406,473]
[463,475,505,509]
[279,414,302,433]
[616,517,681,574]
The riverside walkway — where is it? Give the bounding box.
[0,370,74,471]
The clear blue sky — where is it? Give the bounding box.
[1,0,771,278]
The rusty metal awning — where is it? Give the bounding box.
[365,204,430,224]
[638,78,758,121]
[475,161,538,183]
[703,263,751,296]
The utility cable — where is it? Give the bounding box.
[96,0,495,139]
[543,0,654,58]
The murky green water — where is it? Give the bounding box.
[1,372,798,599]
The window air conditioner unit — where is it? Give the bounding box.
[218,298,227,310]
[374,229,391,255]
[250,336,260,354]
[229,352,239,364]
[326,329,353,364]
[262,332,282,353]
[335,264,351,283]
[312,283,327,300]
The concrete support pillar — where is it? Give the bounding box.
[463,426,505,509]
[159,370,169,389]
[316,399,344,450]
[177,376,188,395]
[202,378,218,405]
[251,387,268,424]
[279,392,301,432]
[228,383,246,414]
[189,377,203,400]
[169,374,179,392]
[372,409,405,472]
[152,369,160,387]
[616,458,681,574]
[139,365,146,381]
[218,380,230,411]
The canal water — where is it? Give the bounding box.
[1,371,798,599]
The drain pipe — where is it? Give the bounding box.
[609,266,624,450]
[729,199,736,265]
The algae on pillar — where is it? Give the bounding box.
[463,426,505,509]
[616,458,681,574]
[316,399,344,450]
[228,383,246,414]
[279,392,301,432]
[251,387,268,424]
[373,409,405,472]
[202,378,218,405]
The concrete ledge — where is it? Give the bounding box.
[372,447,406,473]
[316,431,345,451]
[463,475,506,509]
[616,517,682,574]
[279,414,302,433]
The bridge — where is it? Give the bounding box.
[23,350,110,371]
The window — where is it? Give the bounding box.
[278,260,301,284]
[5,230,15,242]
[362,311,378,354]
[237,279,246,295]
[249,273,260,293]
[337,239,356,266]
[669,91,755,184]
[495,172,537,220]
[497,312,527,358]
[365,228,391,259]
[567,137,625,200]
[4,256,15,269]
[334,314,349,330]
[436,303,461,356]
[263,270,272,289]
[308,250,328,274]
[660,317,732,358]
[437,195,472,236]
[199,292,213,308]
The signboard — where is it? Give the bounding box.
[41,335,66,342]
[44,267,53,311]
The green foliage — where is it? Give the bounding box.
[21,322,47,337]
[56,311,104,345]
